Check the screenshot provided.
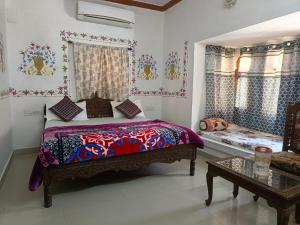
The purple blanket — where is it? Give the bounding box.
[29,120,204,191]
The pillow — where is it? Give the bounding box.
[200,118,229,132]
[73,101,88,121]
[46,101,88,121]
[49,96,83,122]
[115,99,142,119]
[110,99,139,119]
[111,100,146,119]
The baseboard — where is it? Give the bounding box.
[0,151,13,188]
[0,148,38,188]
[199,147,231,159]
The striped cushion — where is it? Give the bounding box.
[49,96,83,122]
[271,152,300,175]
[115,99,142,119]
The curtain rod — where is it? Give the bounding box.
[67,40,132,51]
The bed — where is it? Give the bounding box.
[29,96,204,208]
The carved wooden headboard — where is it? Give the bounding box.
[44,95,114,124]
[77,95,113,118]
[283,102,300,154]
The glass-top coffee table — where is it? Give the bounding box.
[206,157,300,225]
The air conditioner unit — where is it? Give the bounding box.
[77,1,135,28]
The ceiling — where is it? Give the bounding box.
[104,0,181,11]
[199,11,300,48]
[134,0,170,6]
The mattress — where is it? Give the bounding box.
[45,117,150,128]
[200,124,283,153]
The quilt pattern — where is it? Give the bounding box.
[46,125,182,164]
[29,120,204,191]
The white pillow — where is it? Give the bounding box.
[111,100,146,119]
[73,101,88,121]
[45,100,88,121]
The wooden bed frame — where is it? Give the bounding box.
[43,96,198,208]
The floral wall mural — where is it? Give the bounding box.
[18,42,56,76]
[137,54,158,80]
[9,32,188,98]
[165,51,180,80]
[0,33,5,73]
[132,41,188,97]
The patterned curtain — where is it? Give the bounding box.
[205,40,300,136]
[275,40,300,135]
[205,45,236,122]
[73,43,129,101]
[233,45,283,134]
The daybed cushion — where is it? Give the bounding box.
[200,124,283,152]
[200,118,229,131]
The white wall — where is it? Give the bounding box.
[6,0,164,149]
[161,0,300,130]
[0,0,13,178]
[5,0,300,149]
[191,11,300,132]
[191,43,205,131]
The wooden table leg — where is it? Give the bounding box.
[296,204,300,224]
[205,172,213,206]
[276,208,291,225]
[233,184,239,198]
[253,195,259,202]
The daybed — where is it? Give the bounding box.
[199,124,283,156]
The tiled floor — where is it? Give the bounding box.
[0,152,297,225]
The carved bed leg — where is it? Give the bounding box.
[43,170,52,208]
[44,183,52,208]
[190,159,195,176]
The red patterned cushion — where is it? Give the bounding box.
[115,99,142,119]
[49,96,83,122]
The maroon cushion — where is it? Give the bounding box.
[115,99,142,119]
[49,96,83,122]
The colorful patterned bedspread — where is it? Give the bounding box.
[199,124,283,152]
[29,120,204,191]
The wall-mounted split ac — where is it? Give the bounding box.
[77,1,135,28]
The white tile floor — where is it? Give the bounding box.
[0,152,297,225]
